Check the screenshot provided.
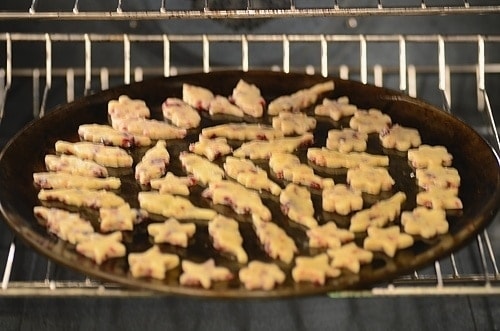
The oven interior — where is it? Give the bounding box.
[0,0,499,300]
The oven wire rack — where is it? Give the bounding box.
[0,3,499,297]
[1,0,500,20]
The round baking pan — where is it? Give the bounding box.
[0,70,499,298]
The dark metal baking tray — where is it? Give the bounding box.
[0,70,499,298]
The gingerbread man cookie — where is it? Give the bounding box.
[322,184,363,215]
[272,112,317,135]
[326,128,368,153]
[306,222,355,249]
[327,242,374,274]
[107,95,150,120]
[379,124,422,152]
[363,226,414,257]
[349,109,392,133]
[415,166,460,190]
[416,188,463,210]
[407,145,453,168]
[314,96,357,121]
[401,207,449,238]
[189,136,232,161]
[347,165,395,195]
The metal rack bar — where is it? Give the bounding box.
[0,32,499,297]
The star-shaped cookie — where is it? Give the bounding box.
[128,245,180,279]
[147,218,196,247]
[291,253,341,285]
[327,242,374,274]
[179,259,233,289]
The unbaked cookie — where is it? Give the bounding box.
[161,97,201,129]
[239,261,286,291]
[347,165,395,195]
[135,140,170,185]
[327,242,374,274]
[415,166,461,190]
[401,206,449,238]
[138,191,217,221]
[306,222,355,249]
[44,154,109,178]
[179,152,225,185]
[208,95,245,117]
[322,184,363,215]
[107,95,150,120]
[78,124,151,148]
[363,226,414,257]
[268,80,334,115]
[38,188,126,209]
[280,183,318,229]
[150,172,197,196]
[147,218,196,247]
[416,188,463,210]
[271,111,317,135]
[182,83,214,110]
[179,259,233,289]
[33,172,121,190]
[208,215,248,264]
[33,206,94,245]
[233,133,314,160]
[230,79,265,118]
[349,192,406,232]
[75,231,126,265]
[224,156,281,196]
[379,124,422,151]
[55,140,133,168]
[189,136,232,161]
[314,96,357,121]
[407,145,453,168]
[111,117,187,140]
[252,215,298,264]
[326,128,368,153]
[99,204,146,232]
[291,253,341,285]
[201,123,284,141]
[349,109,392,133]
[128,245,180,280]
[269,152,334,190]
[202,180,272,221]
[307,148,389,169]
